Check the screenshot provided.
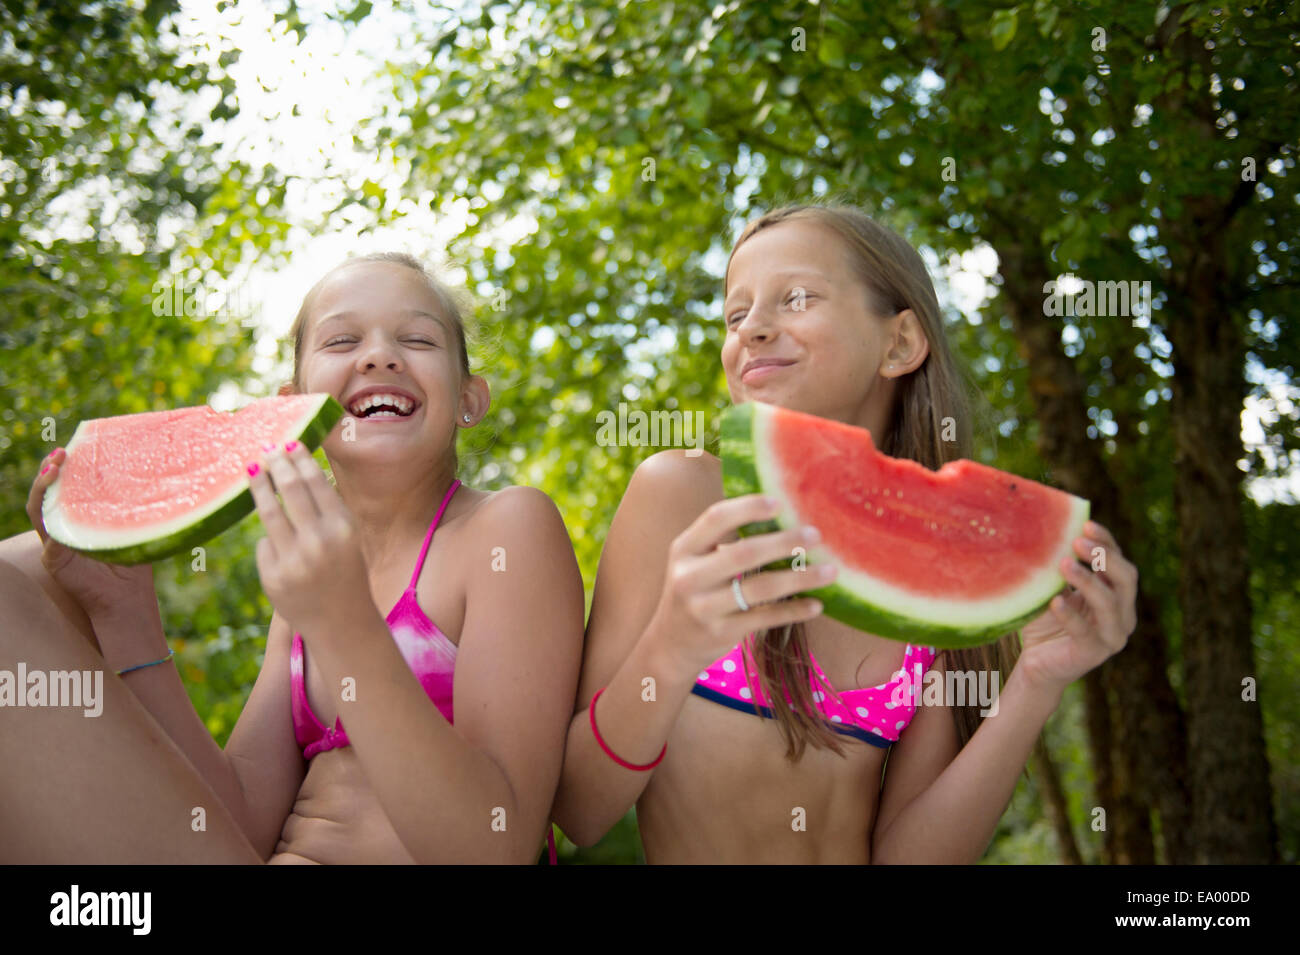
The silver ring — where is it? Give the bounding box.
[731,577,750,613]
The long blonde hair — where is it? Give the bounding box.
[726,203,1021,761]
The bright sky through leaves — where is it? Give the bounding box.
[183,0,1295,503]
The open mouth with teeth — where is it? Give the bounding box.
[348,394,418,419]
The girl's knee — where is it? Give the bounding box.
[0,556,101,657]
[0,555,34,601]
[0,530,45,580]
[0,541,100,653]
[0,536,53,606]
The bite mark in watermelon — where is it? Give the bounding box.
[720,401,1091,649]
[43,394,345,565]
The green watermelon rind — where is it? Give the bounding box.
[720,402,1091,650]
[43,395,346,566]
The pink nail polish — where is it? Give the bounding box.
[284,441,299,453]
[247,462,260,477]
[40,464,50,475]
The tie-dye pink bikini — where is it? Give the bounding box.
[692,632,939,747]
[287,477,560,864]
[290,478,461,760]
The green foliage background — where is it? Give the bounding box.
[2,0,1295,864]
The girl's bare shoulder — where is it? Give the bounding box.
[624,450,723,525]
[452,484,572,549]
[458,482,560,517]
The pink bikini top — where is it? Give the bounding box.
[691,633,939,748]
[290,479,462,761]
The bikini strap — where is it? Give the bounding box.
[408,478,462,590]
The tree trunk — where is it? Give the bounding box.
[993,235,1193,863]
[1079,669,1119,863]
[1145,12,1282,867]
[1164,209,1279,863]
[1031,736,1084,864]
[1109,581,1194,864]
[1104,657,1156,863]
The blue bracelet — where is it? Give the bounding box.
[116,648,175,676]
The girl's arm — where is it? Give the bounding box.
[550,450,826,846]
[88,603,305,858]
[549,451,722,846]
[869,656,1061,864]
[220,611,308,856]
[872,521,1137,864]
[301,485,585,864]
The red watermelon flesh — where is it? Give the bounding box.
[771,412,1072,601]
[721,401,1091,648]
[43,393,344,564]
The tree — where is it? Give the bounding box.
[338,0,1297,863]
[1,0,295,741]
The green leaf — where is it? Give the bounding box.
[1037,3,1059,37]
[991,8,1019,51]
[819,34,847,69]
[344,1,373,24]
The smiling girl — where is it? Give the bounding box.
[551,205,1138,863]
[1,252,584,863]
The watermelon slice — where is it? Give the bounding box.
[720,401,1091,649]
[43,394,346,565]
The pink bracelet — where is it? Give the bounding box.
[589,686,666,771]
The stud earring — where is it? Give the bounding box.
[463,414,471,423]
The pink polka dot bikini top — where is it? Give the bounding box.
[691,634,939,748]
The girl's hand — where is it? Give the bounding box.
[26,447,157,620]
[1016,520,1139,694]
[247,441,374,637]
[649,493,833,674]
